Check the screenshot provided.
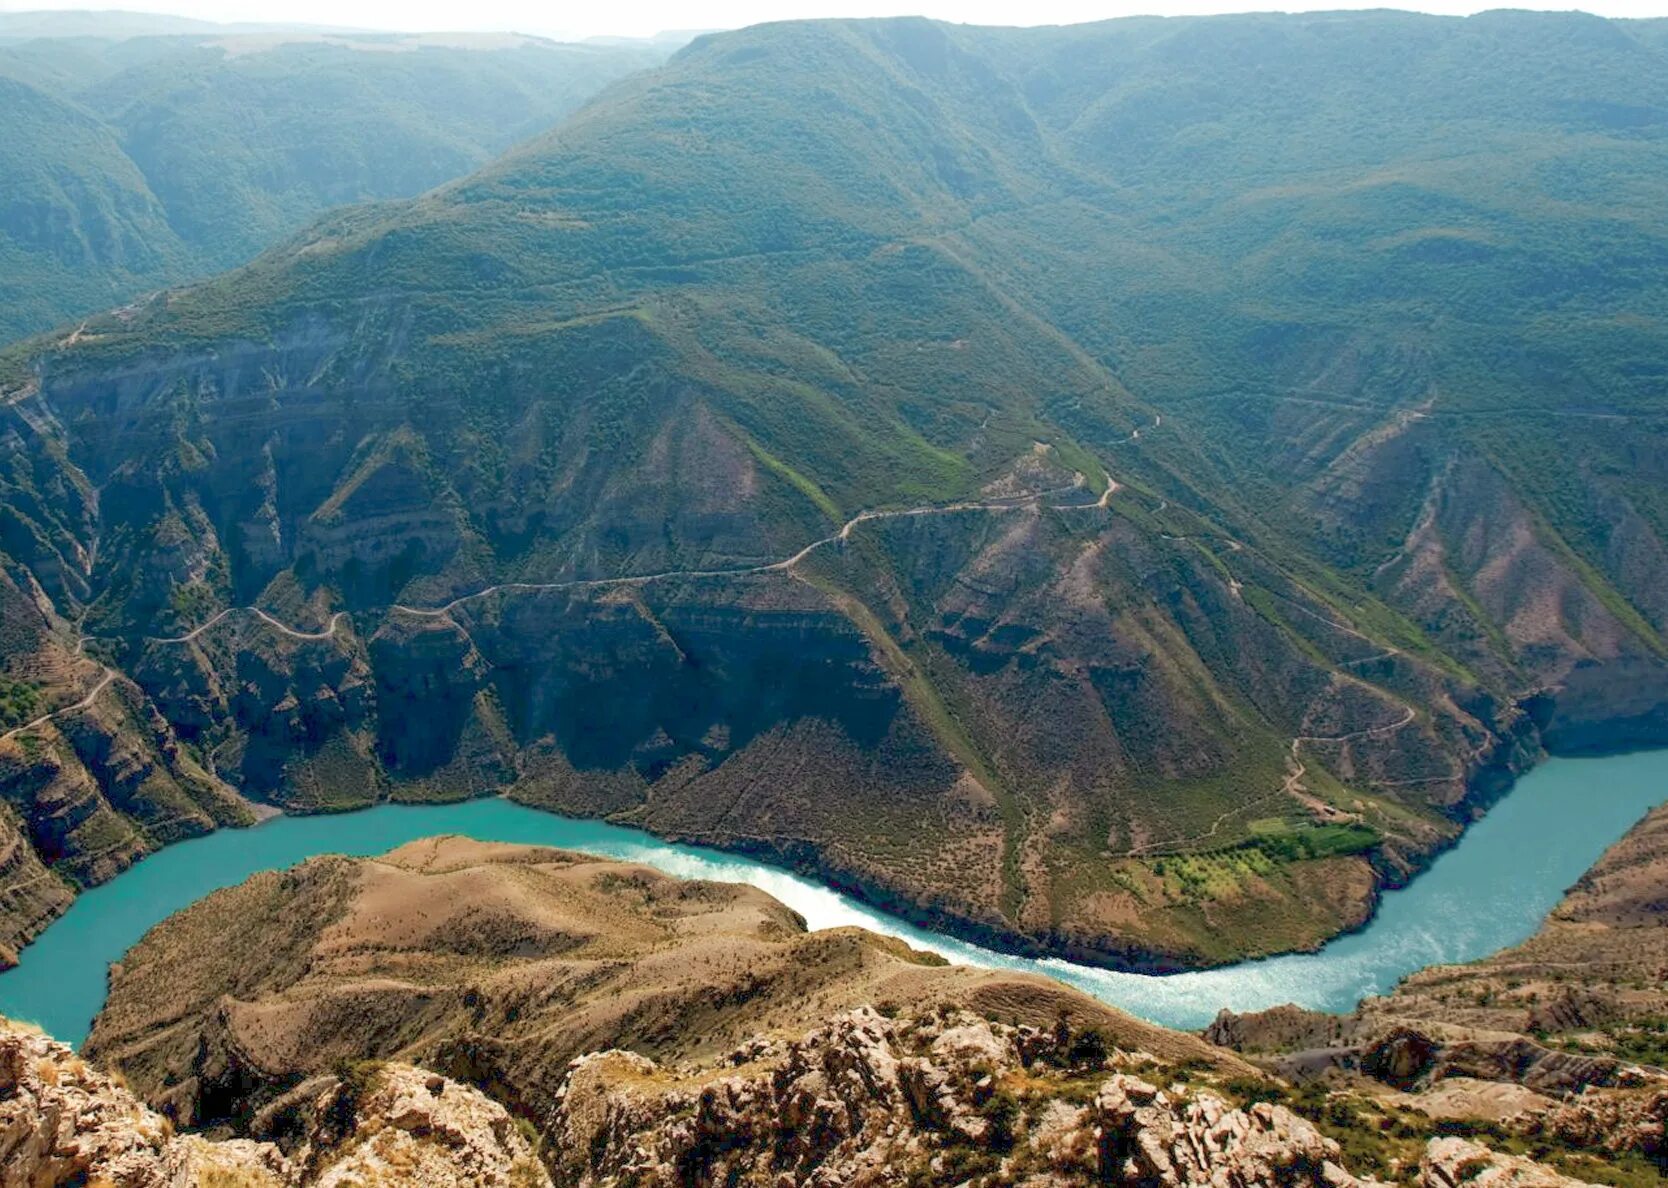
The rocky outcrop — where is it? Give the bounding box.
[549,1006,1380,1187]
[1516,1086,1668,1164]
[0,1019,548,1188]
[10,1000,1615,1188]
[0,1018,291,1186]
[1091,1074,1375,1187]
[307,1065,550,1188]
[1420,1137,1599,1187]
[548,1004,1604,1187]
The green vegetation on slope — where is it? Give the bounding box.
[3,12,1668,968]
[0,30,662,340]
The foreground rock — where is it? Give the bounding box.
[543,1006,1608,1187]
[550,1007,1375,1186]
[8,1005,1604,1188]
[0,1020,548,1187]
[1420,1137,1598,1188]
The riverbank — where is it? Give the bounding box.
[3,748,1666,1047]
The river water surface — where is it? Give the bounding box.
[4,749,1667,1047]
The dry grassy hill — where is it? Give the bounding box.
[85,836,1243,1129]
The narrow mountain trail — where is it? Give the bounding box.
[2,611,353,745]
[147,608,350,644]
[0,665,116,745]
[390,480,1094,621]
[148,607,239,644]
[1150,509,1404,666]
[248,609,350,641]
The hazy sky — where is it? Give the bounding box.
[1,0,1662,41]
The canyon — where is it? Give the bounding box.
[3,9,1668,1185]
[7,11,1668,974]
[12,827,1668,1185]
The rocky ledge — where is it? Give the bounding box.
[8,1007,1607,1188]
[544,1005,1609,1187]
[0,1021,549,1187]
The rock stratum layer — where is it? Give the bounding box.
[4,12,1668,970]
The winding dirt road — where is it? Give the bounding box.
[391,480,1095,621]
[148,608,351,645]
[0,665,116,745]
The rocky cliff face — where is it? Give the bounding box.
[0,559,259,964]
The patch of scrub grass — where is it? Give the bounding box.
[740,434,842,523]
[0,677,40,730]
[1243,820,1381,863]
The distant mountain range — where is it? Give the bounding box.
[0,8,365,41]
[0,21,664,339]
[2,11,1667,974]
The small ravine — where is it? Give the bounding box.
[4,749,1667,1048]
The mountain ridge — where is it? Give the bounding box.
[0,10,1665,974]
[0,29,664,340]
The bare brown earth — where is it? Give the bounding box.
[84,837,1246,1131]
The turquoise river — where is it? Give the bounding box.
[4,749,1668,1047]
